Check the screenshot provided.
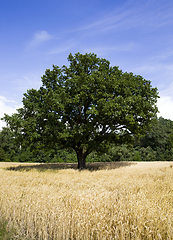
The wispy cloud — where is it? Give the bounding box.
[26,30,53,50]
[82,42,137,56]
[74,0,173,36]
[0,96,16,104]
[48,41,75,55]
[131,61,173,84]
[158,81,173,97]
[14,72,42,92]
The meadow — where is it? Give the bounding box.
[0,161,173,239]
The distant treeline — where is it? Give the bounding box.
[0,117,173,163]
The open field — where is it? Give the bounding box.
[0,161,173,239]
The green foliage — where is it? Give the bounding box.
[140,117,173,150]
[138,147,156,161]
[0,147,6,162]
[0,127,20,161]
[133,151,141,161]
[139,117,173,161]
[111,145,133,161]
[87,145,133,162]
[2,53,159,168]
[166,130,173,150]
[1,117,173,163]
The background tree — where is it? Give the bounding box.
[0,147,6,162]
[139,117,173,160]
[2,53,159,169]
[0,127,20,162]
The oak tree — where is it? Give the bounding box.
[2,53,159,169]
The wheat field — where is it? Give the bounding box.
[0,161,173,239]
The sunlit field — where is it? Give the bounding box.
[0,161,173,239]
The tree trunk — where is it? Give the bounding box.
[77,148,86,170]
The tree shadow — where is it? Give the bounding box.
[5,161,136,172]
[87,161,136,171]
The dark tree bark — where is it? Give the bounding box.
[76,148,87,170]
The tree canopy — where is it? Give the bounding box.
[2,53,159,169]
[139,117,173,160]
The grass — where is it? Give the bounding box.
[0,220,12,240]
[0,221,7,239]
[0,161,173,239]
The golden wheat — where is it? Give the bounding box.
[0,162,173,239]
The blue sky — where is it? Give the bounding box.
[1,0,173,129]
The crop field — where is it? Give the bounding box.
[0,161,173,240]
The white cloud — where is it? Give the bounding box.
[156,81,173,121]
[157,95,173,121]
[34,31,52,42]
[0,96,22,130]
[27,30,53,50]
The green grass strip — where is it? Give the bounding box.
[0,220,13,240]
